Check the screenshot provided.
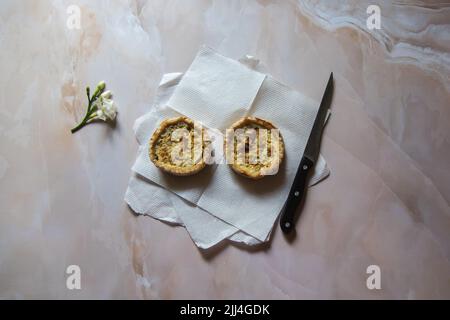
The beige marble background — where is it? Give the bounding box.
[0,0,449,299]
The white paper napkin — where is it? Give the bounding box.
[167,47,266,131]
[125,48,331,248]
[127,73,262,249]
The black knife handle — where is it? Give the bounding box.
[280,157,314,234]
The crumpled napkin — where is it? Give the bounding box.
[125,47,330,249]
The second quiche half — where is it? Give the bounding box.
[225,117,284,179]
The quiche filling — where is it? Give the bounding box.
[233,124,275,172]
[149,116,211,177]
[226,117,284,179]
[153,121,206,168]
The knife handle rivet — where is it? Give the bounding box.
[303,165,308,170]
[294,191,300,197]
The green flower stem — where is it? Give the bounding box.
[70,101,98,134]
[70,83,105,134]
[70,118,88,134]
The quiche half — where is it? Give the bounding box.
[149,116,210,176]
[225,117,284,179]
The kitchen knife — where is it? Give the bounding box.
[280,72,334,234]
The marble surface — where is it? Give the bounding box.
[0,0,449,299]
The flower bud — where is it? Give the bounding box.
[96,81,106,92]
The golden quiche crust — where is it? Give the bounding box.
[225,117,284,179]
[149,116,209,176]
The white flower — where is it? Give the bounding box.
[95,109,107,121]
[101,90,112,99]
[100,97,117,120]
[91,96,117,122]
[71,80,118,133]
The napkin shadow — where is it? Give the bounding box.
[198,241,229,260]
[200,223,283,260]
[199,237,271,261]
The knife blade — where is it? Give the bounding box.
[280,72,334,234]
